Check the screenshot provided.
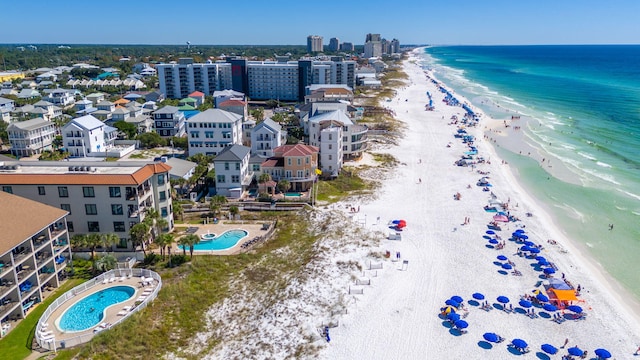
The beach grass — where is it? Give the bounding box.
[316,170,372,203]
[52,212,321,360]
[0,279,82,360]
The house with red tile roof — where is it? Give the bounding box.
[260,144,319,191]
[188,91,205,107]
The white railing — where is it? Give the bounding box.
[35,268,162,351]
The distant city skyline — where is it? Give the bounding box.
[1,0,639,46]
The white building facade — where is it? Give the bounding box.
[185,109,243,156]
[7,118,56,157]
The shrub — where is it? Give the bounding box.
[143,253,161,266]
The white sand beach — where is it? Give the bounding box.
[319,51,640,359]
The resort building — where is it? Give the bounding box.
[7,118,56,158]
[153,105,186,138]
[260,144,319,191]
[0,191,70,335]
[42,89,75,107]
[158,58,356,101]
[250,118,286,158]
[0,161,173,249]
[307,110,368,174]
[157,59,233,99]
[62,115,122,158]
[185,108,243,157]
[213,89,245,108]
[212,144,252,197]
[86,93,106,106]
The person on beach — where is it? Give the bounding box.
[562,338,569,348]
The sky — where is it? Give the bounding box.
[1,0,639,46]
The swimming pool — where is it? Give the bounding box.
[285,192,303,197]
[57,286,135,332]
[185,229,248,251]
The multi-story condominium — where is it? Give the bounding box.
[185,109,243,157]
[153,106,186,138]
[340,42,355,52]
[212,144,252,197]
[86,93,106,106]
[62,115,117,158]
[250,118,286,158]
[159,59,356,101]
[307,35,323,52]
[328,38,340,52]
[304,85,354,104]
[307,110,368,173]
[247,61,299,101]
[0,97,15,113]
[390,39,401,54]
[42,89,75,107]
[0,161,173,249]
[0,191,70,332]
[7,118,56,157]
[157,59,232,99]
[260,144,319,191]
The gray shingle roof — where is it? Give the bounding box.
[187,108,242,123]
[153,105,179,114]
[214,144,250,162]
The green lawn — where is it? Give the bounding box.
[0,279,83,360]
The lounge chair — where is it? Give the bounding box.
[39,330,53,337]
[108,277,116,283]
[117,306,132,316]
[118,276,126,282]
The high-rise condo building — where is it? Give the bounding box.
[329,38,340,52]
[307,35,324,53]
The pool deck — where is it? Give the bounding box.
[173,221,273,255]
[40,276,159,343]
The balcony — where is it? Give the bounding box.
[351,124,368,136]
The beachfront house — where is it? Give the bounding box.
[212,144,252,197]
[185,108,243,156]
[0,191,71,335]
[260,144,319,192]
[250,118,286,158]
[62,115,118,158]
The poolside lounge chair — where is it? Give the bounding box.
[102,277,109,285]
[118,276,126,282]
[117,306,132,316]
[39,330,53,337]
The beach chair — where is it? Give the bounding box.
[109,277,116,283]
[118,276,126,282]
[39,330,53,337]
[117,305,132,316]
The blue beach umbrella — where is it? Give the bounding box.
[502,263,513,270]
[472,292,485,300]
[486,230,496,235]
[543,303,557,312]
[535,256,546,261]
[489,238,499,244]
[568,346,583,357]
[567,305,583,313]
[497,296,510,304]
[497,255,508,261]
[520,246,532,252]
[445,299,460,307]
[543,267,556,275]
[519,299,532,308]
[441,305,456,314]
[451,295,464,304]
[512,339,528,349]
[515,229,525,234]
[447,312,461,322]
[483,332,499,343]
[529,247,540,254]
[524,241,535,247]
[538,259,550,266]
[594,348,612,359]
[520,235,529,240]
[541,344,558,355]
[454,319,468,329]
[536,293,549,303]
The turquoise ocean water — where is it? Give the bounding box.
[420,45,640,300]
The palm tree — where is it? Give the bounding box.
[93,253,117,273]
[277,179,290,194]
[130,222,151,255]
[163,234,175,267]
[70,234,87,252]
[258,173,272,195]
[172,201,184,222]
[84,233,104,260]
[179,234,200,259]
[229,205,239,219]
[155,233,174,260]
[100,233,120,253]
[209,195,227,218]
[143,208,168,239]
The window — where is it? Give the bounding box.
[58,186,68,197]
[252,164,260,171]
[38,186,46,195]
[117,238,127,248]
[224,162,229,170]
[159,191,167,201]
[113,221,126,232]
[83,186,95,197]
[231,175,240,183]
[297,158,301,165]
[158,174,165,185]
[235,163,240,170]
[1,186,12,194]
[217,175,225,183]
[88,221,100,232]
[111,204,123,215]
[109,186,121,198]
[67,221,74,232]
[60,204,71,215]
[161,207,168,217]
[328,155,332,160]
[85,204,98,215]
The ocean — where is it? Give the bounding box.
[420,45,640,301]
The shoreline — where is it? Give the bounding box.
[321,50,640,359]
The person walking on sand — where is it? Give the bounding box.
[562,338,569,348]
